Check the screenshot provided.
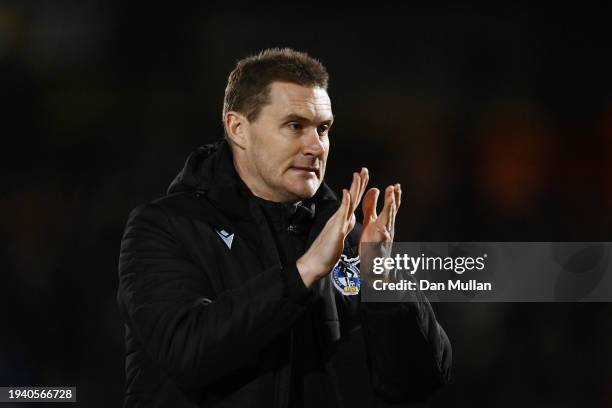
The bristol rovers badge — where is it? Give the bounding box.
[331,254,360,296]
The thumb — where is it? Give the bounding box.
[333,189,351,226]
[362,188,379,225]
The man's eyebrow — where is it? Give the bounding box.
[281,113,334,125]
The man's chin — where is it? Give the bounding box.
[287,182,319,201]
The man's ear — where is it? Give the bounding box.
[224,111,249,150]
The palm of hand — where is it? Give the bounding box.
[359,185,401,264]
[359,185,400,244]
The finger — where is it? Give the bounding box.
[362,188,379,224]
[347,213,356,234]
[391,184,400,240]
[356,167,369,212]
[348,172,360,218]
[344,189,352,222]
[378,185,395,229]
[353,170,367,215]
[394,183,401,210]
[389,195,397,240]
[336,189,350,227]
[386,193,395,233]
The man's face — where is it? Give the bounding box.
[241,82,333,202]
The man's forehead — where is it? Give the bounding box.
[268,82,333,120]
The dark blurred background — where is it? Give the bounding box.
[1,3,612,407]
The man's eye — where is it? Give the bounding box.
[317,125,330,135]
[288,122,302,131]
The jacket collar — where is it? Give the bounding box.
[168,138,338,222]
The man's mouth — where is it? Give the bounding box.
[291,166,320,176]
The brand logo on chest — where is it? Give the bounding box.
[215,229,234,249]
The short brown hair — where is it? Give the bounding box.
[222,48,329,125]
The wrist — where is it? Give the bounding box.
[296,256,320,288]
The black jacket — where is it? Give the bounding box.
[117,139,452,407]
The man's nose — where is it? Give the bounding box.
[302,128,325,157]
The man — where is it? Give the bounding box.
[117,48,451,407]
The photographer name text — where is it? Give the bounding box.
[372,279,492,291]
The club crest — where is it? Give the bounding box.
[331,254,360,296]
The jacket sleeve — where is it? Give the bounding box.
[336,224,452,403]
[359,295,452,402]
[117,203,312,391]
